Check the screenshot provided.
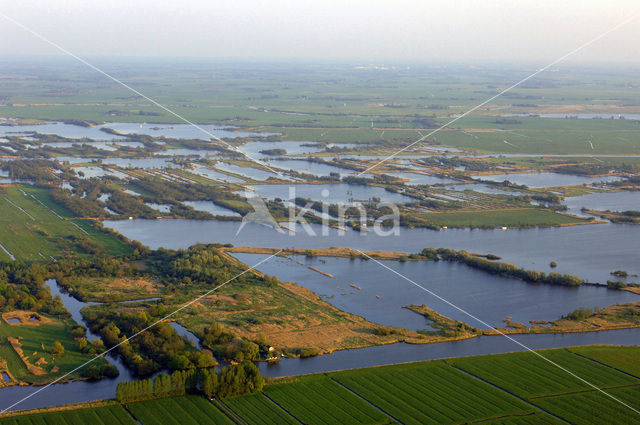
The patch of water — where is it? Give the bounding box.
[233,253,638,329]
[266,159,352,177]
[183,200,240,217]
[245,183,415,204]
[474,172,623,188]
[384,172,458,186]
[145,203,172,213]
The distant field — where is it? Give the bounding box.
[0,185,131,261]
[1,346,639,424]
[438,115,640,155]
[2,62,640,153]
[414,208,591,228]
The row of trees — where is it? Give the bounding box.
[115,361,264,402]
[422,248,584,287]
[607,280,639,289]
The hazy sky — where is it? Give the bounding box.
[1,0,639,63]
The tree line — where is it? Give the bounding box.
[115,361,264,402]
[420,248,584,287]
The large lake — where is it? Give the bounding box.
[105,220,640,284]
[232,253,638,329]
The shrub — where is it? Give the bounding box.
[564,307,594,321]
[299,348,319,358]
[607,280,627,289]
[51,340,65,356]
[611,270,628,277]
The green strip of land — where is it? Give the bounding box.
[2,345,638,424]
[412,208,593,228]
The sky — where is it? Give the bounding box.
[1,0,639,64]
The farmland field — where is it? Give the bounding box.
[0,405,135,425]
[222,393,299,425]
[448,348,638,399]
[264,375,393,425]
[332,361,533,425]
[126,395,234,425]
[479,413,565,424]
[532,385,640,425]
[569,345,640,378]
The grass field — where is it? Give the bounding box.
[0,316,110,384]
[1,346,639,424]
[0,186,131,261]
[413,208,592,228]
